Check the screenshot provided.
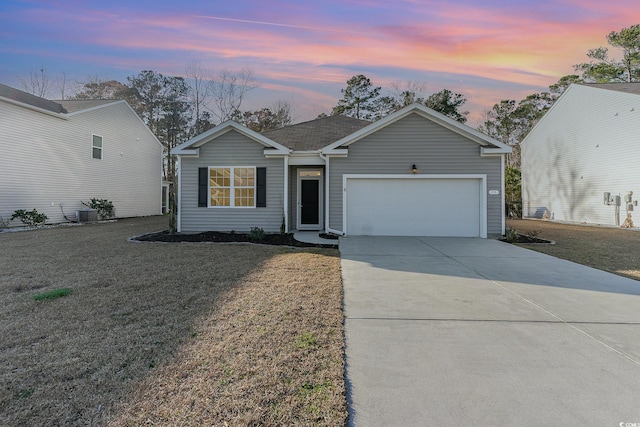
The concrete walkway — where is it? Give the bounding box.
[340,236,640,426]
[292,230,339,245]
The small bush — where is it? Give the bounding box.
[248,226,266,242]
[0,216,9,229]
[11,209,48,226]
[82,198,115,220]
[33,288,73,301]
[504,227,519,243]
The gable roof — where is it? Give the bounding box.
[0,83,67,114]
[582,82,640,95]
[171,120,291,156]
[322,103,511,155]
[262,115,370,151]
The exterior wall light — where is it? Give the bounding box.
[411,164,418,174]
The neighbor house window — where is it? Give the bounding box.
[92,135,103,160]
[209,167,255,207]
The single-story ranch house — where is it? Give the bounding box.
[521,83,640,227]
[171,103,511,237]
[0,83,163,226]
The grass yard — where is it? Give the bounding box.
[0,217,346,426]
[507,219,640,281]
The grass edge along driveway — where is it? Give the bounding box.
[507,218,640,281]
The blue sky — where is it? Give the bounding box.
[2,0,639,124]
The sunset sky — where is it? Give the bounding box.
[2,0,640,125]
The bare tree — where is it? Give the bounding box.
[271,99,297,124]
[185,60,215,135]
[17,66,52,98]
[211,67,258,123]
[388,80,428,105]
[56,72,74,100]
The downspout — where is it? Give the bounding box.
[176,156,182,233]
[283,155,289,233]
[501,154,505,236]
[319,153,345,236]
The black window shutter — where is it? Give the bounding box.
[256,167,266,207]
[198,167,208,207]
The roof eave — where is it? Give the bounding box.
[1,96,68,120]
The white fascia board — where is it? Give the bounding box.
[1,97,68,120]
[321,149,348,157]
[264,148,290,158]
[481,147,511,156]
[172,148,199,157]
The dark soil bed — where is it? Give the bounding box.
[501,233,555,244]
[134,230,338,248]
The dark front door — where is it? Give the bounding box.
[300,180,320,225]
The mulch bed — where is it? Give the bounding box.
[502,233,555,244]
[134,230,338,248]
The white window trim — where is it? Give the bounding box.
[208,166,257,209]
[92,134,103,160]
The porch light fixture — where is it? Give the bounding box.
[411,164,418,174]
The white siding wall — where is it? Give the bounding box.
[521,85,640,226]
[179,130,285,233]
[329,113,503,235]
[0,101,162,225]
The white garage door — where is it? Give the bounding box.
[345,176,484,237]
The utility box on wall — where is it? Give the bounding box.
[77,209,98,223]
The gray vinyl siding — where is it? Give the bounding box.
[328,113,503,235]
[0,100,162,226]
[179,130,285,233]
[521,84,640,226]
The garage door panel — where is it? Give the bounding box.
[346,178,481,237]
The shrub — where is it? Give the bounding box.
[248,226,266,242]
[11,209,48,226]
[82,198,115,220]
[504,227,519,243]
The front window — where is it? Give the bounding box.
[210,167,255,207]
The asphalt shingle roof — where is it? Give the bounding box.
[0,83,67,113]
[262,115,370,150]
[583,82,640,95]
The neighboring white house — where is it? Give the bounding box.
[0,83,163,226]
[172,103,511,238]
[521,83,640,227]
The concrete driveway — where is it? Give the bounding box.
[340,236,640,426]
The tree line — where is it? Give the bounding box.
[17,24,639,185]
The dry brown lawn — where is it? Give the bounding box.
[507,219,640,281]
[0,217,346,426]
